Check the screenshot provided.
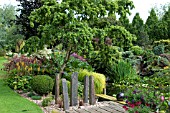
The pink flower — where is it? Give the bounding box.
[161,96,164,101]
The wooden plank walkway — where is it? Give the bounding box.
[65,101,127,113]
[95,94,126,105]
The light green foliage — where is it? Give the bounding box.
[130,46,144,55]
[78,69,106,94]
[0,58,43,113]
[106,60,138,82]
[28,0,136,83]
[7,75,32,90]
[42,97,53,107]
[31,75,54,95]
[89,46,122,72]
[0,5,24,51]
[28,0,135,53]
[105,26,136,49]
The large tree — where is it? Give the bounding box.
[145,8,159,42]
[130,13,149,46]
[16,0,42,40]
[28,0,136,103]
[0,5,23,51]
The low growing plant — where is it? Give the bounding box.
[123,86,170,113]
[31,95,42,100]
[6,75,32,90]
[106,60,138,82]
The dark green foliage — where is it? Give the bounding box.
[0,49,6,57]
[88,46,122,74]
[145,8,159,42]
[130,13,149,47]
[31,95,42,100]
[27,92,35,97]
[16,0,42,40]
[31,75,54,95]
[153,45,165,55]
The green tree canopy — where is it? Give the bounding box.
[145,8,159,41]
[0,5,23,51]
[16,0,42,40]
[28,0,136,102]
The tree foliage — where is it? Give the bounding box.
[0,5,23,51]
[16,0,42,40]
[28,0,136,102]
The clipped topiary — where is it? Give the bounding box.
[78,69,106,94]
[31,75,54,95]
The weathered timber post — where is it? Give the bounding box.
[89,75,96,105]
[83,75,89,103]
[70,72,78,106]
[62,78,69,111]
[55,74,60,104]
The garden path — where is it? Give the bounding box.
[65,101,127,113]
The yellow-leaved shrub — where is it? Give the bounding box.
[78,69,106,94]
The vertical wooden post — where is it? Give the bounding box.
[62,78,69,111]
[103,88,106,95]
[55,74,60,104]
[70,72,78,106]
[83,75,89,103]
[89,76,96,105]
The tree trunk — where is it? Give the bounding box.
[55,49,71,104]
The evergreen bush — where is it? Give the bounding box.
[153,45,164,55]
[31,75,54,95]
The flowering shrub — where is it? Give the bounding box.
[123,86,170,113]
[3,55,44,90]
[4,55,42,76]
[71,52,86,62]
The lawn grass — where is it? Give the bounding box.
[0,57,7,78]
[0,57,43,113]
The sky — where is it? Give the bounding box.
[0,0,169,22]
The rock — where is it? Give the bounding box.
[116,92,124,101]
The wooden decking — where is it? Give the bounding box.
[95,94,126,105]
[65,101,127,113]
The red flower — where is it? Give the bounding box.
[135,111,139,113]
[146,103,150,107]
[129,103,135,108]
[135,101,142,106]
[123,106,129,111]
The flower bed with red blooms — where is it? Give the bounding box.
[122,86,170,113]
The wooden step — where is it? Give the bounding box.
[95,94,126,105]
